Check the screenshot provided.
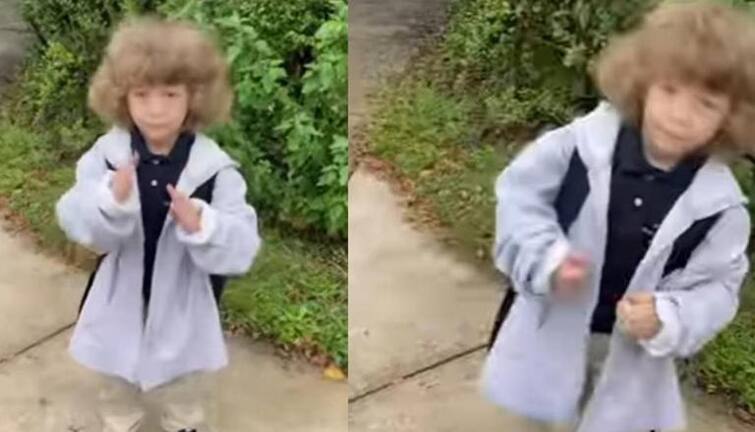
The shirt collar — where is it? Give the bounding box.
[130,128,195,166]
[614,122,705,186]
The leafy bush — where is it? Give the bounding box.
[439,0,651,131]
[439,0,755,249]
[165,0,333,77]
[17,0,159,128]
[14,0,347,239]
[164,0,348,238]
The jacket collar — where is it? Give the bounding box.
[573,102,746,255]
[613,122,705,187]
[98,126,238,194]
[130,128,194,166]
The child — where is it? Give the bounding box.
[481,2,755,431]
[56,17,260,432]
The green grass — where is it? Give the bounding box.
[223,232,346,368]
[369,79,517,261]
[691,278,755,413]
[367,44,755,417]
[0,122,73,252]
[0,121,347,369]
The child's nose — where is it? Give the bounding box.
[147,96,166,115]
[149,101,162,114]
[669,96,692,127]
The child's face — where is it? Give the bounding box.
[642,80,731,164]
[127,84,190,147]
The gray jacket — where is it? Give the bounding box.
[480,103,750,431]
[56,127,261,390]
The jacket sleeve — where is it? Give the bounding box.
[174,167,261,275]
[646,204,750,358]
[55,142,140,254]
[493,124,577,296]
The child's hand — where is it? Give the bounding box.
[552,253,590,300]
[617,292,662,340]
[167,184,201,233]
[112,155,137,203]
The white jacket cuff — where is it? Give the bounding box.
[532,238,570,295]
[639,296,681,357]
[97,171,139,218]
[175,199,218,245]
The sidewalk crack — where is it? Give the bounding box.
[0,323,74,365]
[349,344,486,403]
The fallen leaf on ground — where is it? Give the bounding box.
[323,365,346,381]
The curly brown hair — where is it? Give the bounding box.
[593,0,755,155]
[88,16,232,131]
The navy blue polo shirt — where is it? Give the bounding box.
[590,124,705,333]
[131,129,195,310]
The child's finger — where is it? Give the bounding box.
[166,184,177,200]
[167,184,189,202]
[635,307,658,326]
[561,266,581,283]
[617,300,633,320]
[635,322,656,340]
[632,301,655,315]
[169,203,180,219]
[565,253,589,270]
[625,292,654,305]
[616,301,626,320]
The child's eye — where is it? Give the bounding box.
[661,84,677,95]
[700,99,718,110]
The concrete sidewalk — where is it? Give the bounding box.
[348,168,501,398]
[0,177,347,432]
[0,0,28,88]
[0,329,346,431]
